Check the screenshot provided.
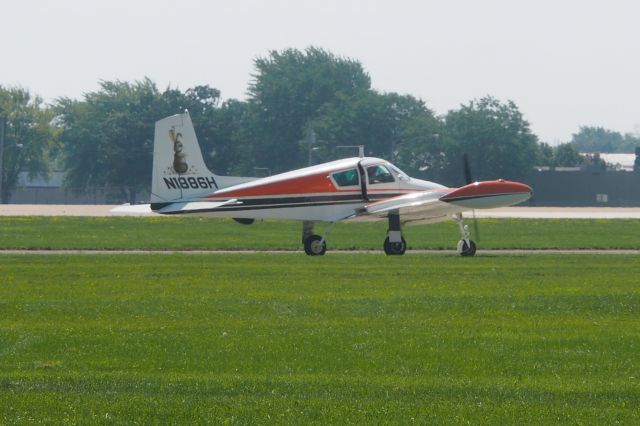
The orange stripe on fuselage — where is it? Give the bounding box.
[206,172,338,199]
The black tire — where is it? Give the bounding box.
[304,234,327,256]
[383,236,407,255]
[460,239,477,257]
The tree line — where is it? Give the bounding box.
[1,47,637,203]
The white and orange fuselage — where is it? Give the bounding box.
[151,156,532,224]
[145,111,532,255]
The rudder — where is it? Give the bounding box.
[151,111,255,204]
[151,111,218,203]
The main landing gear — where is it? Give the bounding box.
[382,212,477,256]
[384,210,406,255]
[300,213,477,256]
[302,220,327,256]
[304,234,327,256]
[453,213,477,257]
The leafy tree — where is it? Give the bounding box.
[311,91,443,177]
[584,152,607,171]
[160,85,220,150]
[208,99,251,175]
[245,47,371,172]
[311,92,396,155]
[570,126,636,153]
[365,92,440,163]
[391,104,445,180]
[57,79,162,203]
[623,132,640,154]
[443,97,539,185]
[160,87,250,176]
[57,79,229,203]
[535,142,554,167]
[0,86,57,203]
[553,143,585,167]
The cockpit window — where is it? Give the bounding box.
[388,164,408,179]
[367,165,395,184]
[332,168,360,187]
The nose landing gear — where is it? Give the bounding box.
[453,213,477,257]
[304,234,327,256]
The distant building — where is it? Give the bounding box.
[594,153,635,171]
[528,151,640,206]
[9,171,108,204]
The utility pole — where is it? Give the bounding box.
[391,138,396,162]
[307,127,316,166]
[0,116,5,203]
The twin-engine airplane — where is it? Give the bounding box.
[148,111,532,256]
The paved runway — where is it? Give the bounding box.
[2,204,640,219]
[474,207,640,219]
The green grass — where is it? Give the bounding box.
[1,253,638,424]
[0,216,639,250]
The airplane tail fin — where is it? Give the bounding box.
[151,111,254,204]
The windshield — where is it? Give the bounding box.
[387,163,409,180]
[367,165,395,184]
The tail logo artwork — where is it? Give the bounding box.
[169,128,188,173]
[161,125,217,190]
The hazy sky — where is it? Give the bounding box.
[3,0,639,143]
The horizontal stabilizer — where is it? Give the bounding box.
[154,199,242,214]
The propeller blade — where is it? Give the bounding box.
[464,154,479,241]
[463,153,473,185]
[472,209,480,242]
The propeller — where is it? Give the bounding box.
[463,153,473,185]
[462,153,480,242]
[471,209,480,242]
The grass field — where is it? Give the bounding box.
[1,253,638,424]
[1,216,640,250]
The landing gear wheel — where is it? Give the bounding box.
[458,239,477,257]
[383,236,407,255]
[304,234,327,256]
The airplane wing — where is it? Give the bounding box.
[344,180,532,224]
[342,189,463,224]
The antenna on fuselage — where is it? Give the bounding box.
[336,145,365,158]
